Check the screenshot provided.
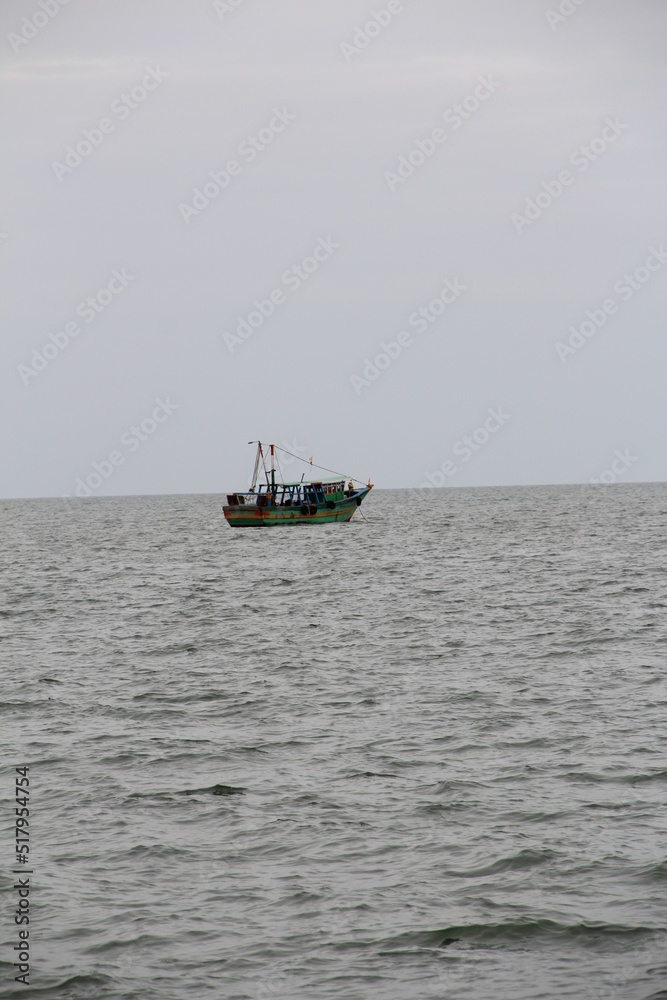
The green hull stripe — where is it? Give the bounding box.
[223,498,365,527]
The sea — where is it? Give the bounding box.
[1,484,666,1000]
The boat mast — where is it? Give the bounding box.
[270,443,275,495]
[249,441,273,492]
[250,441,261,491]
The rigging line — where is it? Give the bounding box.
[272,445,369,487]
[258,443,270,485]
[250,444,261,491]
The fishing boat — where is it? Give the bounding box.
[223,441,373,527]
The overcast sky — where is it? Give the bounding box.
[1,0,665,497]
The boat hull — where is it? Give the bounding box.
[223,489,370,527]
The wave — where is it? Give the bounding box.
[0,973,115,998]
[375,919,658,952]
[442,848,557,878]
[182,783,245,796]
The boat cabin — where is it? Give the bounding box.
[251,477,347,507]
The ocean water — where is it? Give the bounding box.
[1,485,667,1000]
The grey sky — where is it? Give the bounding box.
[1,0,665,497]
